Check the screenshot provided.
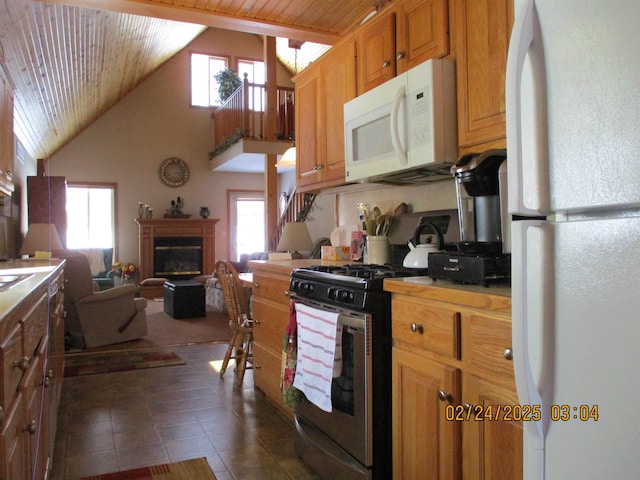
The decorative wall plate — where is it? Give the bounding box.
[159,157,189,187]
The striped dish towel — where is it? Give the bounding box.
[293,303,342,412]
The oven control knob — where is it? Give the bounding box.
[303,282,314,294]
[337,289,354,303]
[327,287,338,300]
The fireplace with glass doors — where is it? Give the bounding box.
[135,218,218,282]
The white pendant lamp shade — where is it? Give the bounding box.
[276,146,296,169]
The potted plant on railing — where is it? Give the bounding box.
[214,68,242,103]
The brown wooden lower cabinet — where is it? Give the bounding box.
[0,262,65,480]
[251,341,283,404]
[462,374,523,480]
[385,279,521,480]
[249,262,296,415]
[392,347,461,480]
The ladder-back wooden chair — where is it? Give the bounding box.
[214,260,253,386]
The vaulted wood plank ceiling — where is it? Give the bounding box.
[0,0,380,161]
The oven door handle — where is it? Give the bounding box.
[292,298,368,330]
[341,318,366,331]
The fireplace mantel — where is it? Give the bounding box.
[136,218,219,281]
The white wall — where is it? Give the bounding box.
[334,180,457,227]
[47,28,294,265]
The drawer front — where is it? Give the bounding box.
[392,297,460,358]
[252,274,291,306]
[1,324,24,408]
[22,292,48,357]
[253,342,284,406]
[252,298,289,353]
[0,390,27,480]
[48,269,64,296]
[463,312,514,381]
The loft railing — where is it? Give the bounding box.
[211,73,295,157]
[270,187,316,250]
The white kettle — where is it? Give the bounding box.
[403,221,444,269]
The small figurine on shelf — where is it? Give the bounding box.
[165,196,190,218]
[172,196,184,215]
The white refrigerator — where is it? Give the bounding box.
[506,0,640,479]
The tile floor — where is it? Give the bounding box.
[50,342,321,479]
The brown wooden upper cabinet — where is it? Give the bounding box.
[295,38,357,192]
[453,0,514,151]
[356,0,449,95]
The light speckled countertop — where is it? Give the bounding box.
[0,259,64,318]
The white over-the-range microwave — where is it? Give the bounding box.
[344,58,458,184]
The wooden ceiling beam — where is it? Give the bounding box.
[37,0,341,45]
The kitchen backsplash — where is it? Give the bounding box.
[305,179,458,245]
[336,179,457,230]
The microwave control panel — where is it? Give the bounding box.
[408,86,432,149]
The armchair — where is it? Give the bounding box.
[72,247,115,290]
[57,251,148,349]
[93,247,115,290]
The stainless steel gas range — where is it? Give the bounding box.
[288,264,422,480]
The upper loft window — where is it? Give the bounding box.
[238,59,265,111]
[190,53,229,107]
[238,59,265,84]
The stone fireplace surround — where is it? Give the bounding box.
[136,218,218,283]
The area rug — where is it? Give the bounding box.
[78,457,217,479]
[64,350,185,377]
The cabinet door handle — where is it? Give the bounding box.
[253,318,261,325]
[396,52,405,60]
[43,369,54,387]
[13,356,30,372]
[382,60,391,68]
[410,323,423,334]
[254,364,261,369]
[25,420,37,435]
[284,290,290,297]
[503,348,513,360]
[253,282,260,288]
[437,390,453,404]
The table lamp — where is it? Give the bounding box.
[19,223,63,259]
[277,222,313,259]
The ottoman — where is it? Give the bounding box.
[163,280,206,319]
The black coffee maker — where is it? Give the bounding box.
[453,149,507,253]
[428,149,511,285]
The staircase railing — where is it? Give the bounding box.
[270,187,316,249]
[211,74,295,157]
